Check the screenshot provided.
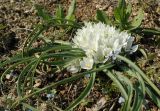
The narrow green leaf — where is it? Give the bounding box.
[131,70,145,111]
[54,40,71,45]
[0,58,33,84]
[29,54,44,91]
[56,5,65,19]
[11,63,113,108]
[22,64,36,96]
[145,84,160,108]
[139,48,147,59]
[55,5,65,24]
[125,3,132,20]
[106,71,128,100]
[17,60,37,97]
[0,55,31,68]
[68,14,76,22]
[115,0,126,22]
[141,28,160,35]
[132,83,144,111]
[96,10,111,25]
[118,0,126,9]
[114,7,121,23]
[35,4,52,22]
[120,65,146,111]
[116,55,160,97]
[43,45,72,53]
[22,24,42,56]
[41,52,83,60]
[130,8,144,30]
[26,44,72,56]
[65,73,96,110]
[114,72,133,111]
[65,0,76,20]
[134,28,160,35]
[26,25,46,51]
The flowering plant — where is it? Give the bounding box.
[68,22,138,72]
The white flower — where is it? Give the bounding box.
[67,60,80,73]
[130,45,138,54]
[80,57,94,70]
[70,22,137,70]
[67,65,79,74]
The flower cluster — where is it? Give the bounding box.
[67,22,138,73]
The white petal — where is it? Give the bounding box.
[113,39,119,50]
[130,45,138,54]
[80,57,94,70]
[125,37,134,51]
[72,22,136,64]
[67,65,79,73]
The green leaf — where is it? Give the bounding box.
[23,24,46,53]
[0,54,29,67]
[132,83,145,111]
[114,0,126,22]
[130,70,145,111]
[65,0,76,20]
[41,52,84,60]
[96,10,111,25]
[114,0,134,30]
[118,58,159,110]
[142,28,160,35]
[130,8,144,30]
[134,28,160,35]
[35,4,52,22]
[22,64,36,97]
[65,72,96,110]
[121,78,133,111]
[139,48,147,59]
[114,67,145,111]
[145,84,160,108]
[11,63,113,108]
[118,0,126,9]
[55,5,65,24]
[106,71,128,100]
[56,5,65,19]
[0,57,33,84]
[41,45,75,53]
[114,7,121,23]
[113,72,133,111]
[26,44,71,56]
[68,14,76,22]
[116,55,160,97]
[125,3,132,21]
[44,59,72,66]
[17,60,37,97]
